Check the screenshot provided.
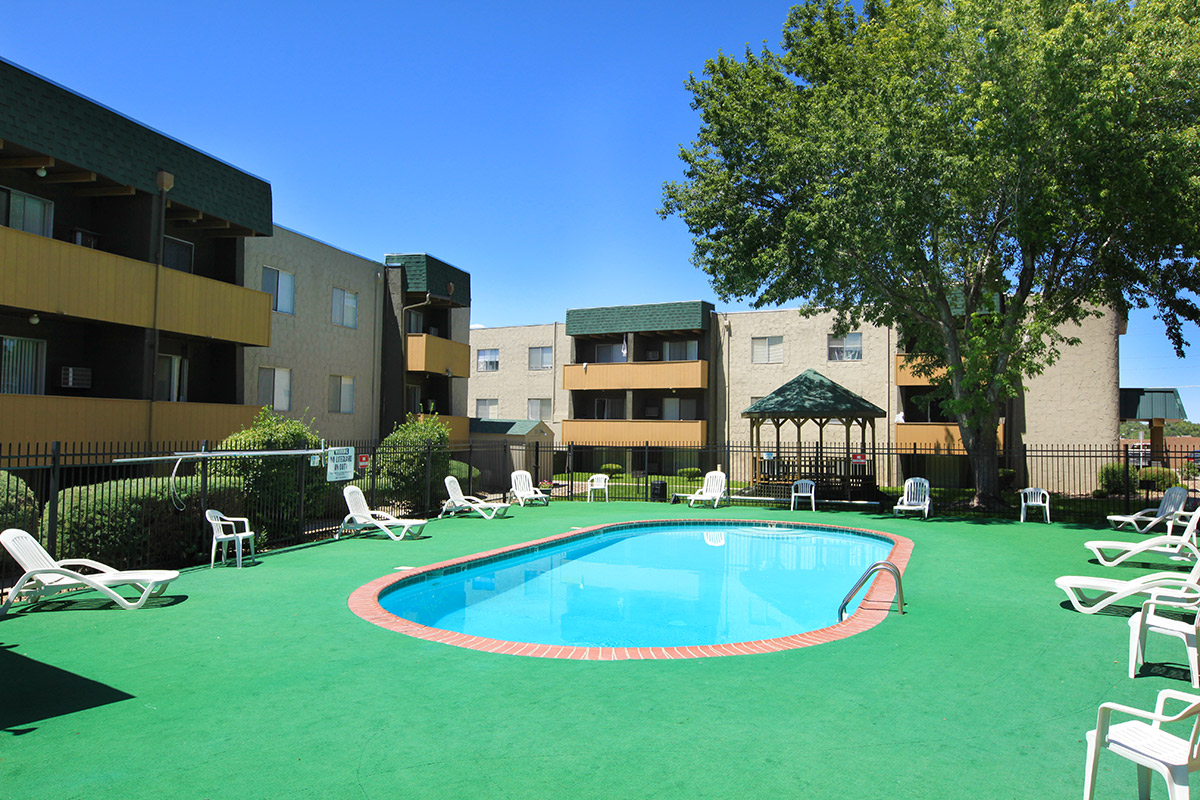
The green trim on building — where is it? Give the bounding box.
[743,369,886,419]
[1120,388,1188,421]
[384,253,471,306]
[565,301,713,336]
[0,58,272,235]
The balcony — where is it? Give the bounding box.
[407,334,469,378]
[417,413,469,442]
[0,394,261,445]
[561,419,707,445]
[0,225,271,346]
[894,354,945,387]
[894,422,1005,451]
[562,360,708,391]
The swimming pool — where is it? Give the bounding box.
[350,520,911,660]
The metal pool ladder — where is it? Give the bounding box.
[838,560,905,622]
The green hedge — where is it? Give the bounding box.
[1097,462,1137,495]
[377,414,451,511]
[0,469,39,534]
[1138,466,1180,492]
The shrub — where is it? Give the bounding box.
[216,407,328,538]
[377,414,451,512]
[1180,461,1200,480]
[600,463,624,477]
[677,467,703,481]
[1139,466,1180,492]
[50,475,244,569]
[448,459,481,486]
[1098,462,1137,495]
[997,468,1016,491]
[1092,488,1110,499]
[0,469,39,534]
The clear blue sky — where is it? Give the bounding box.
[4,1,1195,419]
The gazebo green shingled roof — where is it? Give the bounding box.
[742,369,886,419]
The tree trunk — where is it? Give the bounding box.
[958,416,1006,510]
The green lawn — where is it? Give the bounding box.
[0,502,1187,799]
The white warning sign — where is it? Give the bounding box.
[326,446,355,482]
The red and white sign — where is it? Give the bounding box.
[357,453,370,469]
[850,453,868,464]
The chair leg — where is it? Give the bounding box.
[1137,764,1152,800]
[248,536,257,565]
[1129,612,1147,679]
[1187,633,1199,689]
[1045,506,1051,524]
[1082,730,1100,800]
[1166,764,1190,800]
[234,539,243,569]
[210,538,217,568]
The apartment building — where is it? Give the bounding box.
[468,300,1124,452]
[0,58,273,445]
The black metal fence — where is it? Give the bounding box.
[1,438,1197,587]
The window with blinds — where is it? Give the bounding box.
[0,336,46,394]
[751,336,783,364]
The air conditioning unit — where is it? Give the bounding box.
[61,366,92,389]
[646,350,660,361]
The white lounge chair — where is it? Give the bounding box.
[1,528,178,614]
[340,486,427,540]
[586,474,609,502]
[1087,506,1200,567]
[1130,591,1200,689]
[1055,562,1200,615]
[510,470,549,507]
[893,478,931,518]
[791,479,816,512]
[1108,486,1190,533]
[675,471,726,508]
[439,476,511,520]
[1083,689,1200,800]
[1020,487,1050,523]
[205,509,257,568]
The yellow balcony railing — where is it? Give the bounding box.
[0,225,271,346]
[894,422,1004,450]
[0,394,261,445]
[562,360,708,391]
[561,419,707,445]
[407,334,469,378]
[894,354,946,387]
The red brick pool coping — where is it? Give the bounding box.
[348,520,913,660]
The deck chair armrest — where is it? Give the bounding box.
[1096,700,1179,738]
[1154,689,1200,719]
[56,558,118,574]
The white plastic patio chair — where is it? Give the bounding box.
[1020,487,1050,523]
[1109,486,1190,534]
[205,509,257,568]
[0,528,178,614]
[1083,688,1200,800]
[439,476,511,520]
[1130,590,1200,689]
[510,470,549,507]
[586,474,609,502]
[677,471,726,508]
[791,479,816,512]
[340,486,427,540]
[893,478,931,518]
[1087,506,1200,567]
[1055,559,1200,615]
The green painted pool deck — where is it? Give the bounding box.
[1,502,1191,799]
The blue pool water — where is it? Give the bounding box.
[379,522,893,648]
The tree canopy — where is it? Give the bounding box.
[661,0,1200,504]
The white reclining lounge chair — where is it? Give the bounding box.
[510,470,549,507]
[340,486,427,540]
[1,528,178,614]
[893,477,931,518]
[1087,505,1200,567]
[1108,486,1190,534]
[1083,689,1200,800]
[439,476,511,520]
[675,471,726,508]
[1055,559,1200,615]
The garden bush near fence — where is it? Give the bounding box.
[0,469,39,534]
[377,415,451,511]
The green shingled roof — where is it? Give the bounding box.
[469,419,545,436]
[742,370,886,419]
[0,58,272,235]
[384,253,471,306]
[565,301,713,336]
[1120,388,1188,421]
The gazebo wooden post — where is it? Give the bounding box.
[843,417,852,500]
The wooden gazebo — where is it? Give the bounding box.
[742,369,886,499]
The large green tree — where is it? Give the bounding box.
[662,0,1200,507]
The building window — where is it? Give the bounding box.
[477,348,499,372]
[476,398,499,419]
[0,186,53,237]
[0,336,46,394]
[594,397,624,420]
[262,267,295,315]
[594,342,627,363]
[528,346,553,370]
[665,340,698,361]
[154,354,188,402]
[528,398,551,420]
[663,397,698,421]
[406,309,423,334]
[332,287,358,329]
[828,332,863,361]
[257,367,291,412]
[163,236,194,273]
[329,375,355,414]
[751,336,783,364]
